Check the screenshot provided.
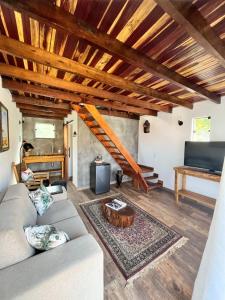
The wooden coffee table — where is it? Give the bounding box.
[101,198,135,228]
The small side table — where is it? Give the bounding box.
[174,166,220,209]
[101,198,135,228]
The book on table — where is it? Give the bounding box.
[105,199,127,211]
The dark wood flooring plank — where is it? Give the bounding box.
[67,181,212,300]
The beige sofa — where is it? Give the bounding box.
[0,183,103,300]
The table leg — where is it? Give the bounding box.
[174,170,179,205]
[181,174,186,199]
[62,161,64,179]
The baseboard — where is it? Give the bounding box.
[76,178,132,191]
[162,186,175,194]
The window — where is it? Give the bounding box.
[191,116,211,142]
[35,123,55,139]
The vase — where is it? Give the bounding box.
[116,170,123,188]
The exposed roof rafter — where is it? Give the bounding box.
[0,0,220,104]
[0,65,190,108]
[0,35,170,111]
[155,0,225,70]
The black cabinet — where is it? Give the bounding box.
[90,162,111,194]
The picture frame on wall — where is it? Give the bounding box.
[0,102,9,152]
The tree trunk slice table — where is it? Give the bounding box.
[101,198,135,228]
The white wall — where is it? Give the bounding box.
[138,98,225,199]
[0,77,22,193]
[192,158,225,300]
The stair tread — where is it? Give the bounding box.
[83,116,94,121]
[110,152,122,156]
[90,125,100,129]
[117,160,129,165]
[144,173,158,180]
[147,180,163,190]
[138,164,154,173]
[105,146,117,149]
[96,133,106,135]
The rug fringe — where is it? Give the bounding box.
[125,237,188,287]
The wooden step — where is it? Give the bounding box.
[83,116,94,121]
[117,159,129,165]
[95,133,106,136]
[138,164,154,173]
[147,180,163,190]
[144,173,158,180]
[178,189,215,209]
[110,151,122,156]
[90,125,100,129]
[105,146,117,150]
[79,108,88,114]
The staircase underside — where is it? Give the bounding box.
[73,104,163,192]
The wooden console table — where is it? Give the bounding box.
[174,166,221,209]
[23,155,65,178]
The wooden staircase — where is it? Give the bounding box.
[72,104,163,192]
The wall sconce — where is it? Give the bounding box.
[143,120,150,133]
[178,120,183,126]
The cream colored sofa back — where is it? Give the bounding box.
[0,184,37,269]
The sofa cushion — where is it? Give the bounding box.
[37,200,78,225]
[2,183,29,202]
[0,197,37,269]
[2,183,37,220]
[52,215,88,240]
[51,186,68,202]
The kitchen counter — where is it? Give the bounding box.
[23,155,65,178]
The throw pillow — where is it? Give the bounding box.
[21,168,34,182]
[29,189,53,216]
[25,225,69,251]
[40,184,49,193]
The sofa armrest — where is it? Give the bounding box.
[0,234,103,300]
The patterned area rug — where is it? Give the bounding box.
[81,194,187,281]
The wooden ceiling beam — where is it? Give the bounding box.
[21,107,138,120]
[2,79,81,103]
[155,0,225,71]
[20,108,66,118]
[22,113,64,120]
[13,94,156,116]
[5,79,169,113]
[0,35,170,111]
[0,0,220,104]
[98,109,139,120]
[12,95,71,110]
[0,64,189,108]
[81,97,157,116]
[16,103,70,115]
[18,107,67,118]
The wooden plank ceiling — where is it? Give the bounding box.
[0,0,224,119]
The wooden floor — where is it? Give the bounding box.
[67,182,213,300]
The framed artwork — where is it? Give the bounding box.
[0,102,9,152]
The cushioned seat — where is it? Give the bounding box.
[0,196,37,269]
[51,186,68,202]
[52,215,88,240]
[37,200,78,225]
[2,183,29,202]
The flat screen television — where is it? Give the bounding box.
[184,141,225,173]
